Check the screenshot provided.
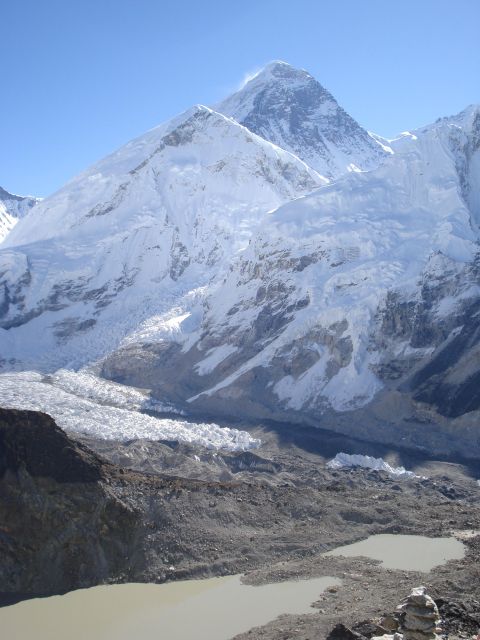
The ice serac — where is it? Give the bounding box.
[0,105,324,369]
[216,61,390,179]
[0,186,39,243]
[101,105,480,458]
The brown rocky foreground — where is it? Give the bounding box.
[0,407,479,639]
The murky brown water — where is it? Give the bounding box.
[1,535,465,639]
[323,534,465,571]
[0,574,341,640]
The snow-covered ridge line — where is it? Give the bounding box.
[0,95,324,371]
[216,60,389,178]
[326,452,422,479]
[1,62,479,455]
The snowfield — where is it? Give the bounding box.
[0,371,260,450]
[180,103,480,414]
[0,103,323,372]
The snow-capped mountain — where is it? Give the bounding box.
[1,60,479,457]
[102,105,480,457]
[0,104,323,369]
[216,61,391,179]
[0,186,39,243]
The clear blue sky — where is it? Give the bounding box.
[2,0,479,197]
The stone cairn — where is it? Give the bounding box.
[397,586,441,640]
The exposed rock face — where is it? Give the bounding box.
[0,408,103,482]
[0,409,137,598]
[398,587,441,640]
[216,61,389,178]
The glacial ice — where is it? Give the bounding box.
[0,371,260,451]
[326,452,420,478]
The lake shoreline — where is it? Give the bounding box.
[1,408,479,639]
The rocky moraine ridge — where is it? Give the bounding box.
[1,408,479,629]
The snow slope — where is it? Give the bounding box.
[1,60,479,453]
[216,61,390,179]
[101,104,480,438]
[0,105,323,370]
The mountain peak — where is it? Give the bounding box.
[439,103,480,132]
[216,62,388,179]
[248,60,313,84]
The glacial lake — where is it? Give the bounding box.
[0,535,466,639]
[323,534,465,571]
[0,574,341,640]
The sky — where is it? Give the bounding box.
[1,0,479,197]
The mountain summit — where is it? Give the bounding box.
[216,61,390,178]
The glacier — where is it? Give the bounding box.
[0,370,259,450]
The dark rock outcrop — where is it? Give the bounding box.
[326,623,368,640]
[0,408,103,483]
[0,409,137,600]
[436,597,480,637]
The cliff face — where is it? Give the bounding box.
[0,408,103,482]
[0,409,138,599]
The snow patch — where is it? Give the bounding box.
[326,452,421,479]
[195,344,238,375]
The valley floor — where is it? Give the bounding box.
[0,409,479,639]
